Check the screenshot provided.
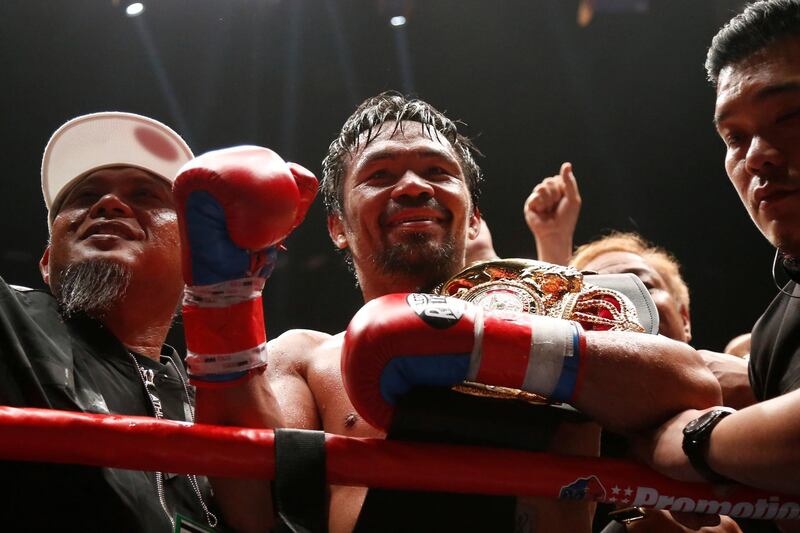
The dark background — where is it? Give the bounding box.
[0,0,779,352]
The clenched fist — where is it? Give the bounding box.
[523,162,582,265]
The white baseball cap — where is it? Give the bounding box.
[41,111,193,221]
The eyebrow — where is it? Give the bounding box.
[358,147,458,168]
[714,82,800,126]
[78,175,167,191]
[68,173,171,201]
[623,266,654,279]
[593,264,649,276]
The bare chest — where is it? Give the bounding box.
[306,344,384,439]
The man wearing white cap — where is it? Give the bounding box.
[0,112,244,531]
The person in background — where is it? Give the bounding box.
[265,91,720,532]
[465,217,500,264]
[525,168,753,531]
[637,0,800,502]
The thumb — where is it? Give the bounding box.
[560,162,580,201]
[287,162,319,228]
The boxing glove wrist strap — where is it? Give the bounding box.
[183,278,268,386]
[467,311,585,403]
[183,277,265,307]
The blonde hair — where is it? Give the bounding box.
[571,232,690,312]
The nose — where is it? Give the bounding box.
[390,170,434,201]
[745,135,786,176]
[89,193,134,219]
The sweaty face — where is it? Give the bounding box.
[42,167,182,311]
[714,38,800,257]
[330,121,479,290]
[581,251,690,343]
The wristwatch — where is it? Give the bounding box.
[682,407,735,483]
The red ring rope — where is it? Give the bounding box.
[0,406,796,520]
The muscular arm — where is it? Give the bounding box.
[195,379,284,532]
[195,331,326,531]
[270,330,376,533]
[707,388,800,493]
[344,296,721,435]
[637,389,800,495]
[267,329,324,430]
[574,331,722,433]
[173,147,319,531]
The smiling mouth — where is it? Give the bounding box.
[81,223,138,240]
[389,217,441,226]
[384,207,449,228]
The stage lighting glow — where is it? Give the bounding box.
[126,3,145,16]
[390,16,407,27]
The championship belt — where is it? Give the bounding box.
[435,258,647,405]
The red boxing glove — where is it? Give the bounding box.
[342,293,586,431]
[174,147,317,285]
[286,162,318,231]
[174,146,318,386]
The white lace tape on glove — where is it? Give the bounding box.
[467,309,585,403]
[182,277,268,386]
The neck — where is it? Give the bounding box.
[781,251,800,283]
[98,279,180,361]
[356,262,463,303]
[102,313,172,360]
[360,274,433,303]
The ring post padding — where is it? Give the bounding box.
[274,428,327,533]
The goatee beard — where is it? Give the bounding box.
[373,232,460,291]
[53,259,132,318]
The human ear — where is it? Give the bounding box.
[39,246,51,286]
[467,207,481,240]
[680,304,692,343]
[327,214,348,249]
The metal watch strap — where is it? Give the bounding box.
[682,408,735,483]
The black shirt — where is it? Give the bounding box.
[0,277,218,531]
[749,260,800,402]
[736,260,800,533]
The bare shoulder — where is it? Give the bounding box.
[267,330,351,431]
[268,329,335,371]
[267,329,338,430]
[271,327,332,347]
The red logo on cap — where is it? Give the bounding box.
[134,126,180,161]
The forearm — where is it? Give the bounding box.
[707,388,800,493]
[195,375,283,533]
[699,350,757,409]
[174,146,317,532]
[534,233,573,266]
[574,332,722,433]
[195,372,284,427]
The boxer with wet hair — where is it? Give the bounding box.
[266,91,720,532]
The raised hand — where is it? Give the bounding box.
[174,146,318,385]
[524,162,582,265]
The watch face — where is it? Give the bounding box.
[683,413,709,435]
[683,408,735,436]
[682,408,735,484]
